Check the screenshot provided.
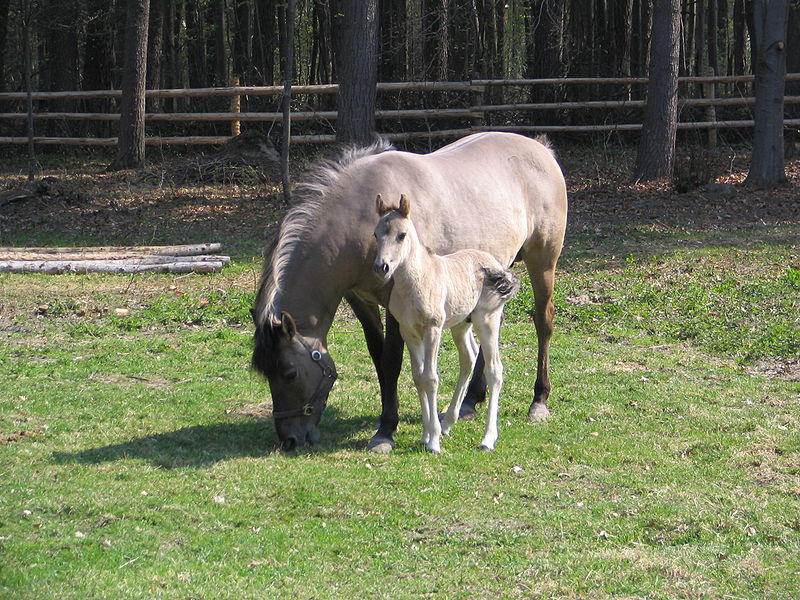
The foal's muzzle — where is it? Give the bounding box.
[373,261,390,277]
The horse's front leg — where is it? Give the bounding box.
[420,325,444,454]
[404,335,433,448]
[345,294,401,453]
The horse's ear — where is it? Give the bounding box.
[398,194,411,218]
[375,194,390,216]
[279,311,297,340]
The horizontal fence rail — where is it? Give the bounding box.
[1,74,799,147]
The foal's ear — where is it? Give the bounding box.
[278,311,297,340]
[375,194,391,216]
[398,194,411,217]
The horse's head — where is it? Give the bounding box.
[373,193,415,281]
[252,310,337,451]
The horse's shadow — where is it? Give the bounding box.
[52,409,378,468]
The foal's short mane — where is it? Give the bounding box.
[254,139,394,325]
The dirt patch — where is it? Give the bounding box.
[1,144,798,252]
[225,403,273,420]
[1,425,48,445]
[747,358,800,382]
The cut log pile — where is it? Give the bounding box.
[0,243,230,274]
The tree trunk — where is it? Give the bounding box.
[0,0,10,91]
[745,0,789,186]
[111,0,150,170]
[336,0,378,145]
[281,0,295,203]
[146,0,164,113]
[254,0,278,84]
[633,0,682,182]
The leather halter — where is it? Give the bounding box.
[271,338,337,421]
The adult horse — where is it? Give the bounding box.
[252,132,568,452]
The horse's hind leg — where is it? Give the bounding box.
[523,254,558,421]
[460,345,486,419]
[345,294,401,452]
[441,322,477,435]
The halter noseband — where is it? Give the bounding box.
[271,338,338,421]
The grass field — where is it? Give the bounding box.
[1,149,799,599]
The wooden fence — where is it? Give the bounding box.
[1,74,799,147]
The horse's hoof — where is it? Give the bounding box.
[367,437,395,454]
[458,404,478,421]
[528,403,550,421]
[479,443,494,452]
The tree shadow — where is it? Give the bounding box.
[52,408,379,469]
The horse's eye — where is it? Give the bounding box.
[397,233,406,241]
[283,367,298,380]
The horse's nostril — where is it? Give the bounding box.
[381,263,389,275]
[307,428,321,445]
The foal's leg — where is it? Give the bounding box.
[523,254,558,421]
[473,310,504,451]
[441,322,478,435]
[404,335,432,446]
[420,325,444,453]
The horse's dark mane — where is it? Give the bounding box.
[253,139,395,328]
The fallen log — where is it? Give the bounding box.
[0,252,230,263]
[0,243,223,256]
[0,259,227,274]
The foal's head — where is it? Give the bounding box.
[373,193,416,281]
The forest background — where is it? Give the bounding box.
[1,0,799,144]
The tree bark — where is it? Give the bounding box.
[745,0,789,186]
[336,0,379,145]
[0,0,10,92]
[111,0,150,170]
[633,0,682,182]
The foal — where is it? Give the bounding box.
[373,194,520,453]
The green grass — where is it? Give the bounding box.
[1,224,799,599]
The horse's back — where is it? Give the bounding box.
[356,132,566,266]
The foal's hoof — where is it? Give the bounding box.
[367,436,395,454]
[528,403,550,421]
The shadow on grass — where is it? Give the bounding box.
[52,408,378,468]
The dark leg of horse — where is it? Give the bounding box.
[345,294,401,452]
[459,348,486,420]
[371,313,403,451]
[525,259,556,421]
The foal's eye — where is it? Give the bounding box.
[397,233,406,241]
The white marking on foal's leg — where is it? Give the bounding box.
[441,322,477,435]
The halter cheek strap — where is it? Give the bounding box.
[271,340,338,421]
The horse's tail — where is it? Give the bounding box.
[482,266,520,301]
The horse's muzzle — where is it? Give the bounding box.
[373,261,390,278]
[277,421,321,451]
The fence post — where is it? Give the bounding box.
[470,81,485,131]
[230,76,241,137]
[703,68,717,149]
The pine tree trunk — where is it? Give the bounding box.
[745,0,789,186]
[111,0,150,170]
[633,0,682,182]
[336,0,378,145]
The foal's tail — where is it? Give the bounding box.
[482,267,521,301]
